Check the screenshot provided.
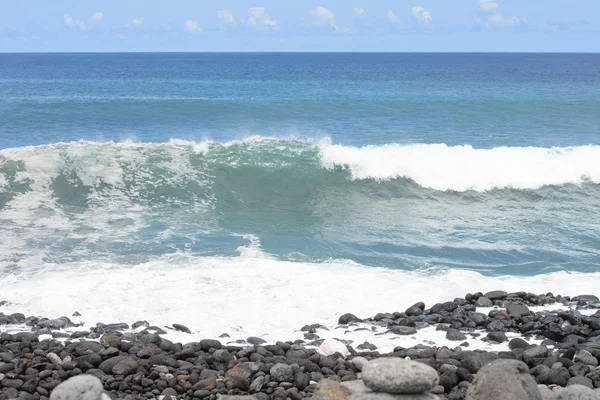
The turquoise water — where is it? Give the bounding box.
[1,53,600,275]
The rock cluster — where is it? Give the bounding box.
[1,291,600,399]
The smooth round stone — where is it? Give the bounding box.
[361,357,439,394]
[466,359,541,400]
[555,384,600,400]
[49,375,104,400]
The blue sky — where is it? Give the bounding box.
[1,0,599,52]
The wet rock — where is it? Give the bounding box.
[172,323,191,333]
[388,326,417,335]
[485,291,508,300]
[446,329,467,341]
[338,314,362,324]
[475,297,493,307]
[487,332,508,343]
[506,303,530,318]
[361,357,438,394]
[466,359,541,400]
[247,336,266,345]
[509,338,530,350]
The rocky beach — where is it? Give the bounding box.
[1,291,600,400]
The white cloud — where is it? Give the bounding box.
[64,12,103,30]
[308,7,339,32]
[353,8,365,17]
[476,0,525,29]
[488,14,526,27]
[64,14,85,30]
[123,17,144,29]
[246,7,278,31]
[118,33,128,40]
[184,20,202,33]
[386,10,399,23]
[412,6,432,23]
[479,0,498,13]
[218,9,235,26]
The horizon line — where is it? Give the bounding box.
[1,51,600,55]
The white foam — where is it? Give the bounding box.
[319,140,600,191]
[0,254,598,348]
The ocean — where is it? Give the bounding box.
[1,53,599,341]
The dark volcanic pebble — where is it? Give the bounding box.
[0,290,599,399]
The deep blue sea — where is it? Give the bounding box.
[1,53,600,334]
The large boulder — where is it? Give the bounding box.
[466,359,541,400]
[49,375,106,400]
[361,357,438,394]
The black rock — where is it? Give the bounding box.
[508,338,529,350]
[247,337,267,345]
[486,332,508,343]
[199,339,222,351]
[567,375,594,388]
[446,329,468,341]
[475,297,493,307]
[506,303,529,318]
[172,323,191,334]
[338,313,361,324]
[485,291,508,300]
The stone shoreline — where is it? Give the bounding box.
[1,291,600,399]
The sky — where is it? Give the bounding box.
[1,0,599,52]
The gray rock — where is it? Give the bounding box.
[270,363,294,382]
[112,357,139,376]
[361,357,439,394]
[466,359,541,400]
[523,345,549,365]
[567,376,594,389]
[537,385,554,400]
[475,297,493,307]
[575,351,599,367]
[173,323,191,333]
[555,384,600,400]
[249,376,266,393]
[352,357,368,371]
[46,353,63,366]
[49,375,104,400]
[98,356,127,374]
[217,396,258,400]
[349,394,439,400]
[506,303,530,318]
[446,329,468,341]
[388,326,417,335]
[247,336,266,345]
[339,313,362,324]
[38,317,69,330]
[509,338,530,350]
[485,291,508,300]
